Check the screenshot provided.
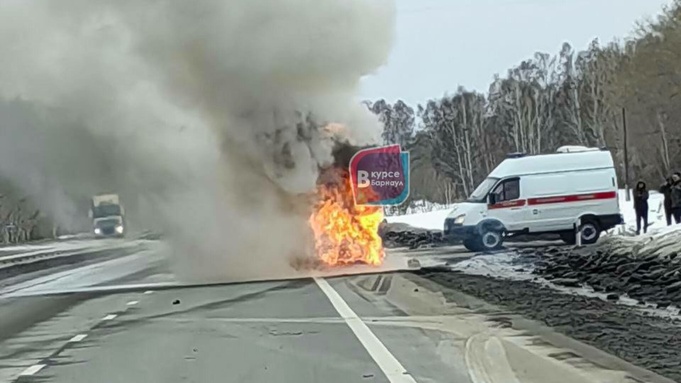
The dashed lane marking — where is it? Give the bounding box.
[18,364,45,376]
[102,314,117,321]
[314,277,417,383]
[126,300,139,306]
[68,334,88,342]
[143,290,154,294]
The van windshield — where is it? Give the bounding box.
[467,177,498,202]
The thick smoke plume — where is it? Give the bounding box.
[0,0,395,281]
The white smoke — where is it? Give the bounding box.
[0,0,395,281]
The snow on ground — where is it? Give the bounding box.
[384,208,454,231]
[613,189,668,235]
[0,238,128,260]
[0,244,55,253]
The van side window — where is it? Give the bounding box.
[504,179,520,200]
[492,178,520,202]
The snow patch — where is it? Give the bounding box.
[448,252,531,280]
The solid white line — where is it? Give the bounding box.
[314,277,417,383]
[102,314,117,321]
[19,364,46,376]
[69,334,88,342]
[126,300,139,306]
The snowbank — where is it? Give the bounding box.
[384,207,454,231]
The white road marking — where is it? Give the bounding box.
[154,317,346,324]
[314,277,417,383]
[68,334,88,342]
[126,300,139,306]
[102,314,117,321]
[143,290,154,294]
[19,364,46,376]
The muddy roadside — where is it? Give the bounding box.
[415,269,681,382]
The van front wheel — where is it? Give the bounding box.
[464,230,503,252]
[480,230,504,251]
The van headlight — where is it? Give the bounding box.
[94,228,102,235]
[454,214,466,224]
[115,225,124,234]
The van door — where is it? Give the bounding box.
[487,178,527,232]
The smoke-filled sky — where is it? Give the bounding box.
[360,0,672,105]
[0,0,395,281]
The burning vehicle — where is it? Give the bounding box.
[296,143,386,269]
[309,168,384,266]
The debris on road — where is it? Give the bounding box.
[380,224,447,249]
[172,299,180,305]
[519,236,681,308]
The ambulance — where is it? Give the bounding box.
[444,146,623,252]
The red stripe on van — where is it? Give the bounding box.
[488,199,527,209]
[527,191,617,206]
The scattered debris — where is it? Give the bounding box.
[289,255,327,271]
[380,225,447,249]
[172,299,180,305]
[269,330,303,337]
[518,239,681,308]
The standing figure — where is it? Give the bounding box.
[671,172,681,224]
[634,181,649,235]
[660,177,673,226]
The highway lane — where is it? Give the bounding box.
[0,242,669,383]
[0,243,437,383]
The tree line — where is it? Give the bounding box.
[367,1,681,213]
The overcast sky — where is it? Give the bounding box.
[359,0,672,105]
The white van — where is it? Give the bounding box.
[444,146,623,252]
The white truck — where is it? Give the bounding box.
[89,194,126,238]
[444,146,623,252]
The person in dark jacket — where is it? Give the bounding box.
[634,181,649,234]
[671,172,681,224]
[660,177,673,225]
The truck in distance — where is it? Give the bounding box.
[89,194,125,238]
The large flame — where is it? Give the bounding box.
[309,170,385,266]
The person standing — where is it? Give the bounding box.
[671,172,681,224]
[660,177,673,226]
[634,181,649,235]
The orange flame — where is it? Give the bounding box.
[309,170,385,266]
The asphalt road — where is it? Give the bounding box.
[0,243,466,383]
[0,242,667,383]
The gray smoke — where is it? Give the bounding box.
[0,0,395,281]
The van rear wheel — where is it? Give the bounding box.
[560,220,601,245]
[579,220,601,244]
